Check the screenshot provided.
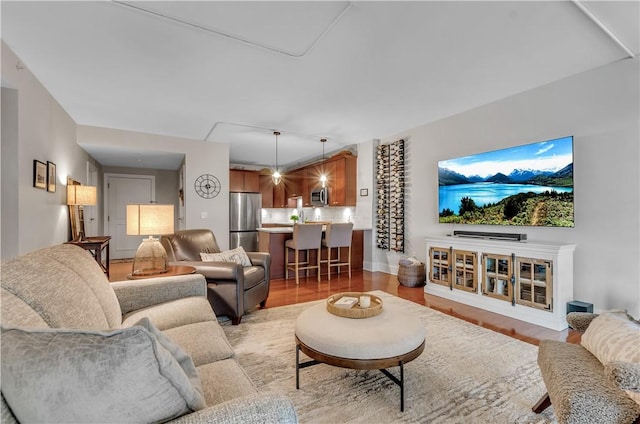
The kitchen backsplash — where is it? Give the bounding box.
[262,202,372,229]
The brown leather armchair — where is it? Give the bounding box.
[160,229,270,325]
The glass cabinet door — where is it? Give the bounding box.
[516,257,552,311]
[482,253,512,302]
[453,249,477,292]
[429,247,450,287]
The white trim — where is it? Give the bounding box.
[572,0,635,58]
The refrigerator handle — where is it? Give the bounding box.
[321,188,326,205]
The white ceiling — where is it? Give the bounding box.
[2,1,638,170]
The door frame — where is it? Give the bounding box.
[102,172,156,237]
[85,161,99,237]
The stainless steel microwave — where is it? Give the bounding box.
[310,187,328,206]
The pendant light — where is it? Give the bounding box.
[272,131,282,186]
[319,138,328,188]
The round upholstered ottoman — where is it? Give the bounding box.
[294,298,425,411]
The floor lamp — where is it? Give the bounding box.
[126,204,175,276]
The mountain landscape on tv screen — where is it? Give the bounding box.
[438,136,574,227]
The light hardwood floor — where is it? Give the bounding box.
[109,262,580,346]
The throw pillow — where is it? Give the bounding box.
[1,321,206,424]
[200,246,252,266]
[581,310,640,405]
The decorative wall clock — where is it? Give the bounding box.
[194,174,221,199]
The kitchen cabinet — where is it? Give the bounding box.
[259,228,365,279]
[289,169,310,206]
[229,170,259,193]
[259,175,274,208]
[327,155,357,206]
[273,181,287,208]
[260,174,289,208]
[261,152,358,209]
[286,169,303,199]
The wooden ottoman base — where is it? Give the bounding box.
[295,335,425,412]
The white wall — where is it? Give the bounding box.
[372,57,640,316]
[1,87,19,259]
[1,43,93,255]
[77,126,231,249]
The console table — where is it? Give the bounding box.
[425,235,576,330]
[66,236,111,278]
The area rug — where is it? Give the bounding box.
[222,291,557,423]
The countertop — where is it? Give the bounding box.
[258,224,371,233]
[258,227,296,233]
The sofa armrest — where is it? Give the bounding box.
[247,252,270,269]
[112,274,207,315]
[168,261,243,282]
[566,312,599,332]
[168,393,297,424]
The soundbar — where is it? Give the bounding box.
[453,230,527,242]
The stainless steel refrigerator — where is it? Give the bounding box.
[229,192,261,252]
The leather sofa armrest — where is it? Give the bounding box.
[168,393,297,424]
[247,252,270,269]
[168,261,244,283]
[112,274,207,315]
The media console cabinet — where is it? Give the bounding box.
[425,235,576,331]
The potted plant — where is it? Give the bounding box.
[290,214,299,224]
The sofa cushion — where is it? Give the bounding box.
[122,296,216,331]
[0,288,49,329]
[196,359,258,406]
[1,322,206,424]
[581,311,640,405]
[163,320,235,366]
[0,244,122,329]
[201,246,252,267]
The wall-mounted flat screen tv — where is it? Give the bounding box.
[438,136,574,227]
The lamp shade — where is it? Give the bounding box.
[67,185,97,206]
[126,204,174,236]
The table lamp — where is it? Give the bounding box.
[126,204,174,276]
[67,185,97,241]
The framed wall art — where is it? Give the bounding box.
[47,161,57,192]
[33,160,47,190]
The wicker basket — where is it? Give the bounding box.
[398,259,426,287]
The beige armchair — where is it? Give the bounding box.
[161,229,270,325]
[533,312,640,424]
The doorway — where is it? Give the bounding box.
[84,162,99,237]
[104,173,155,259]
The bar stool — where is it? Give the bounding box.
[321,222,354,280]
[285,223,323,285]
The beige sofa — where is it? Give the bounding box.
[0,244,297,423]
[534,311,640,424]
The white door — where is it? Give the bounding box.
[105,174,155,259]
[85,162,99,237]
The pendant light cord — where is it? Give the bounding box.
[274,131,280,170]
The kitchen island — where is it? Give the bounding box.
[258,226,364,280]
